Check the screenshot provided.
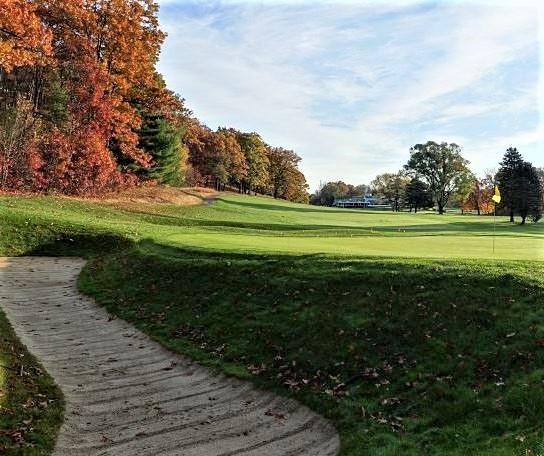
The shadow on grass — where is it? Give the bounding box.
[75,237,544,455]
[25,233,135,258]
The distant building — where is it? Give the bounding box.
[333,194,389,208]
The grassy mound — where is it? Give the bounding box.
[1,192,543,455]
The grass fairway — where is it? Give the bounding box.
[1,192,544,455]
[1,193,542,260]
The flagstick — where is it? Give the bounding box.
[493,202,496,255]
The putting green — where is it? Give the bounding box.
[164,231,543,260]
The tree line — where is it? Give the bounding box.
[0,0,309,202]
[311,141,543,224]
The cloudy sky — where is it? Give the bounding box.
[156,0,543,191]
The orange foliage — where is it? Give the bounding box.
[0,0,308,199]
[461,179,494,215]
[0,0,52,72]
[19,0,170,192]
[183,121,248,188]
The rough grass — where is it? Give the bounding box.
[0,192,543,455]
[0,311,64,455]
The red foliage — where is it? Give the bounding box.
[28,0,161,193]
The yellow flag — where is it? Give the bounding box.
[491,185,501,204]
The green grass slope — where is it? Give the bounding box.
[1,192,544,455]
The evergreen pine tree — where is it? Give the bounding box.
[138,114,186,185]
[517,162,543,224]
[496,147,524,222]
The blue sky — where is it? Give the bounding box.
[156,0,542,191]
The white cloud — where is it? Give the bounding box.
[157,1,541,190]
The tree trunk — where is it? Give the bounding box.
[438,204,445,214]
[521,215,526,225]
[509,209,514,223]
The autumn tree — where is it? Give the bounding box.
[0,0,310,197]
[0,0,176,193]
[267,147,302,199]
[280,167,309,203]
[236,132,269,195]
[0,97,40,189]
[216,128,248,191]
[460,176,494,215]
[0,0,52,73]
[404,141,472,214]
[183,123,247,189]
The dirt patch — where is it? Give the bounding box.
[100,186,218,206]
[0,186,218,206]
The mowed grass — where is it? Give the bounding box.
[0,193,542,260]
[1,191,544,455]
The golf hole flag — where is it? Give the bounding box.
[492,185,501,204]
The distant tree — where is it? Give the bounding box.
[516,162,542,224]
[310,181,370,206]
[371,171,409,212]
[313,181,349,206]
[216,128,247,190]
[353,184,371,196]
[495,148,525,222]
[537,167,544,209]
[236,132,269,195]
[183,122,248,190]
[266,147,301,199]
[281,167,309,203]
[404,141,472,214]
[404,179,433,213]
[460,176,494,215]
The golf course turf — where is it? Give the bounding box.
[1,191,543,455]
